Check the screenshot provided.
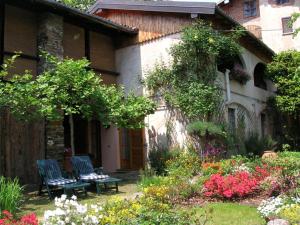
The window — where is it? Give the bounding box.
[254,63,267,90]
[276,0,289,4]
[228,108,236,133]
[244,0,257,18]
[282,17,293,34]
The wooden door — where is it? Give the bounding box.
[130,129,144,169]
[119,129,144,170]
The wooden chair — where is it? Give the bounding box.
[71,155,121,194]
[37,159,90,199]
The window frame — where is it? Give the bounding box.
[282,17,293,35]
[243,0,257,18]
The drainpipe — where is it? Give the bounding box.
[225,69,231,103]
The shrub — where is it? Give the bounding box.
[44,195,203,225]
[166,147,201,178]
[0,177,23,216]
[0,211,38,225]
[258,195,300,223]
[278,204,300,224]
[148,148,172,175]
[187,121,226,139]
[203,144,226,162]
[244,133,276,155]
[203,172,259,199]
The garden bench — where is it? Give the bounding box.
[71,155,122,194]
[37,159,90,199]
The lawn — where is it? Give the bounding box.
[195,203,266,225]
[21,181,139,220]
[22,180,265,224]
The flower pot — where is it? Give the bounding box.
[262,150,277,160]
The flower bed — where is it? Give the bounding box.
[0,210,38,225]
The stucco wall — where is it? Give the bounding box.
[116,33,275,152]
[101,126,120,172]
[221,0,300,52]
[259,0,300,52]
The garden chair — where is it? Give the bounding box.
[37,159,90,199]
[71,155,121,194]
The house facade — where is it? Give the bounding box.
[219,0,300,52]
[0,0,276,184]
[0,0,139,183]
[91,1,276,156]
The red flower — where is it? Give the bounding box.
[203,171,259,199]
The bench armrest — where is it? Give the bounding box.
[94,167,104,174]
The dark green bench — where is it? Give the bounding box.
[37,159,90,199]
[71,155,121,194]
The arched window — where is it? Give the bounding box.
[254,63,267,90]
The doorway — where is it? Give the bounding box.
[119,129,145,170]
[63,115,102,167]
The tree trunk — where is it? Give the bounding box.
[69,114,75,156]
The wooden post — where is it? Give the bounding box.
[0,2,5,176]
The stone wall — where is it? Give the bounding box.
[37,13,65,162]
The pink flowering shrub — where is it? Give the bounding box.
[203,171,259,199]
[0,210,38,225]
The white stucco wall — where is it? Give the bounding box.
[116,33,275,152]
[260,0,300,52]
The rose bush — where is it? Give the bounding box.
[0,210,38,225]
[203,171,259,199]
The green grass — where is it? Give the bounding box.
[21,182,265,225]
[21,181,139,220]
[196,202,266,225]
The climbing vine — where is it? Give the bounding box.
[145,20,243,122]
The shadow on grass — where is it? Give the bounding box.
[21,179,140,219]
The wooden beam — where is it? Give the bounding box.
[91,67,119,76]
[85,28,90,60]
[4,51,39,61]
[0,2,5,66]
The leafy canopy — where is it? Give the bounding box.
[145,20,242,121]
[56,0,96,11]
[0,55,156,128]
[267,50,300,115]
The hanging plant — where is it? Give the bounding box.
[229,63,251,85]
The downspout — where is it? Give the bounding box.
[225,69,231,103]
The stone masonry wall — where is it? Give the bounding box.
[37,13,65,162]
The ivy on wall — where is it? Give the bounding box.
[145,20,243,122]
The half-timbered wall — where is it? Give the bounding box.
[0,5,43,184]
[0,3,123,183]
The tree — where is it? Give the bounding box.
[0,55,156,155]
[291,12,300,36]
[56,0,96,11]
[267,50,300,115]
[267,50,300,148]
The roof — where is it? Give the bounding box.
[90,0,274,60]
[4,0,137,35]
[89,0,216,14]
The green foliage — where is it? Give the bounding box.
[267,50,300,115]
[244,133,277,156]
[166,147,202,178]
[148,148,172,175]
[0,55,156,128]
[187,121,227,138]
[0,177,23,216]
[265,151,300,177]
[290,12,300,36]
[56,0,96,11]
[145,20,242,121]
